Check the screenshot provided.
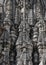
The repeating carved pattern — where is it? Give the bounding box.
[0,0,46,65]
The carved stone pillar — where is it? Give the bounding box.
[33,0,46,64]
[2,0,13,65]
[16,1,33,65]
[33,18,46,65]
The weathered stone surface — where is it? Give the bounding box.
[0,0,46,65]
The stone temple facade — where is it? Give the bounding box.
[0,0,46,65]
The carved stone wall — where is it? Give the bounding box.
[0,0,46,65]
